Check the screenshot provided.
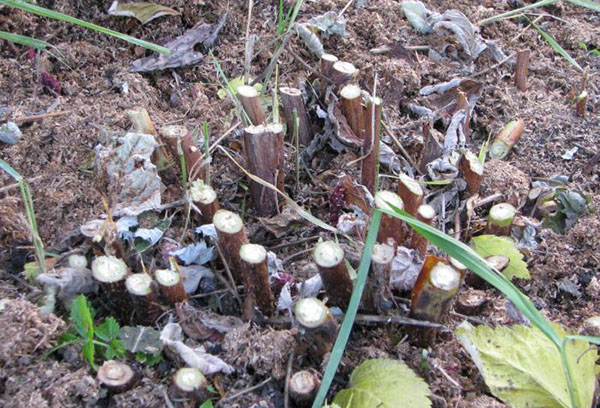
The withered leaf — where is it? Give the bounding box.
[108,1,179,25]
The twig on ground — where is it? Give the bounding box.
[471,53,515,77]
[283,351,295,408]
[13,110,70,122]
[217,377,272,406]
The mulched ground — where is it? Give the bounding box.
[0,0,599,407]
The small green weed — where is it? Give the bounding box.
[45,295,124,370]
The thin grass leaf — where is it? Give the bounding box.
[1,0,169,54]
[311,211,382,408]
[566,0,600,12]
[478,0,558,25]
[529,19,583,73]
[0,30,49,49]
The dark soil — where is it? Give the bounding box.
[1,0,599,407]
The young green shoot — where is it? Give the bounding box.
[44,294,124,370]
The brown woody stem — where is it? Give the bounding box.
[331,61,358,90]
[409,256,461,346]
[361,96,382,194]
[397,173,423,216]
[319,53,339,98]
[489,119,524,160]
[295,297,339,359]
[409,204,436,258]
[190,180,220,225]
[125,273,162,325]
[514,49,530,92]
[97,360,139,393]
[237,85,265,125]
[171,367,209,405]
[374,190,405,247]
[459,150,484,196]
[213,210,249,284]
[313,241,353,308]
[279,86,312,145]
[575,91,587,117]
[364,243,395,314]
[91,255,130,316]
[155,268,187,304]
[239,243,275,315]
[289,370,321,408]
[160,125,205,181]
[340,84,365,140]
[486,203,515,236]
[243,124,285,217]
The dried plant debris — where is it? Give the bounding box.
[402,1,506,65]
[544,189,590,233]
[95,132,163,217]
[0,361,100,408]
[36,267,97,307]
[0,121,21,145]
[223,324,297,380]
[160,323,234,375]
[0,299,65,365]
[307,11,349,38]
[108,1,180,25]
[119,325,163,355]
[130,13,227,72]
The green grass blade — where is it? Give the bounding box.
[1,0,169,54]
[0,158,22,180]
[478,0,558,25]
[0,30,49,49]
[529,19,583,73]
[311,211,382,408]
[566,0,600,12]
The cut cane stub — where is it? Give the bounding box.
[295,297,330,329]
[430,263,461,292]
[213,210,244,234]
[489,203,516,227]
[239,243,267,265]
[190,181,217,204]
[313,241,345,269]
[237,85,258,99]
[374,190,404,212]
[92,256,128,283]
[125,273,153,296]
[97,360,138,393]
[174,367,208,392]
[340,84,362,99]
[155,268,180,287]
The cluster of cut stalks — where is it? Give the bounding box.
[101,51,534,407]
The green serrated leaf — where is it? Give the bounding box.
[198,400,214,408]
[109,338,125,358]
[333,359,431,408]
[95,317,120,342]
[59,332,80,343]
[456,323,598,408]
[469,235,530,280]
[82,340,96,370]
[71,294,95,339]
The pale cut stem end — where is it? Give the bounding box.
[92,256,128,283]
[289,370,320,407]
[125,273,153,296]
[213,210,244,235]
[488,203,516,227]
[190,181,217,205]
[374,190,404,212]
[430,263,461,292]
[340,84,362,100]
[155,269,181,287]
[237,85,258,98]
[174,368,208,393]
[313,241,345,269]
[239,243,267,265]
[295,297,331,329]
[68,254,88,269]
[332,61,357,77]
[97,360,138,393]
